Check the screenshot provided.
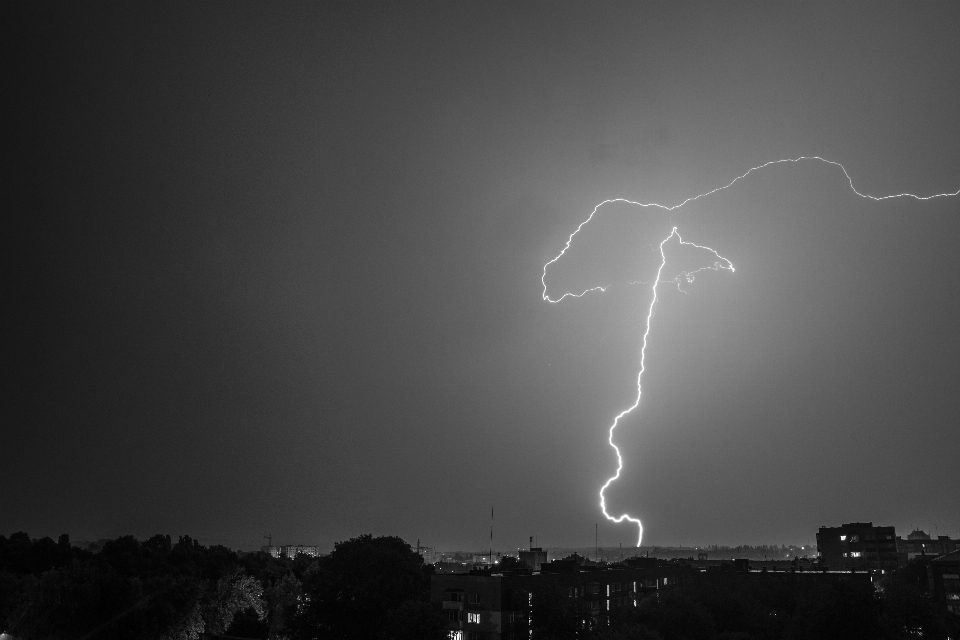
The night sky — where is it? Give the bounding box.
[8,3,960,552]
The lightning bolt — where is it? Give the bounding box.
[599,228,732,546]
[542,156,959,547]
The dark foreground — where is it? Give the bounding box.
[0,532,956,640]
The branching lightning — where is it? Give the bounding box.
[542,156,959,547]
[598,228,732,546]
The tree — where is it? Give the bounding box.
[291,534,433,640]
[496,555,528,571]
[263,572,302,640]
[202,570,266,635]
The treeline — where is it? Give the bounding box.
[3,532,957,639]
[0,531,440,640]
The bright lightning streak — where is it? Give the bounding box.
[598,228,733,546]
[541,156,960,304]
[542,156,959,548]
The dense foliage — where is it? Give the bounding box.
[291,534,443,640]
[0,532,309,639]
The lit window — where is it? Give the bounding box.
[840,535,846,541]
[843,552,848,557]
[851,552,861,558]
[467,613,480,624]
[448,632,462,640]
[850,535,859,543]
[606,584,610,597]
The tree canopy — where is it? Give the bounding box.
[291,534,442,640]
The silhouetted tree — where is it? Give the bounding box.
[262,571,303,639]
[291,534,434,640]
[496,555,528,571]
[202,569,266,635]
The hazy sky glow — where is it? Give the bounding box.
[9,2,960,552]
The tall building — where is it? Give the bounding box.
[816,522,898,571]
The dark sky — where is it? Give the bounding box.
[8,3,959,552]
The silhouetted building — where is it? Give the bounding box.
[929,550,960,618]
[432,560,692,639]
[519,543,548,573]
[896,530,960,562]
[816,522,897,571]
[260,544,324,559]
